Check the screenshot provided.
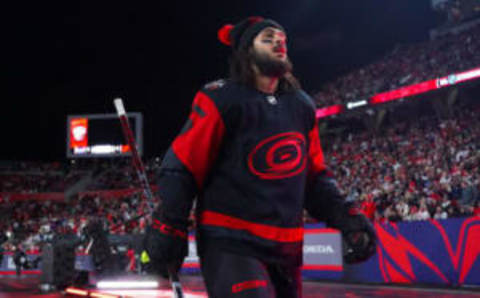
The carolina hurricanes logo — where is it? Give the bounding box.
[248,132,306,180]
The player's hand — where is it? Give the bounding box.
[338,212,376,264]
[143,220,188,278]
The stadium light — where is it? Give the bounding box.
[97,280,159,289]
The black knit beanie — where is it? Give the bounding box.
[218,16,285,51]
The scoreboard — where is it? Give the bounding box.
[66,113,143,158]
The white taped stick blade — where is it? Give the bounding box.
[114,98,126,116]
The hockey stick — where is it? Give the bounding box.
[113,98,184,298]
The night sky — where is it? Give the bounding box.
[2,0,439,161]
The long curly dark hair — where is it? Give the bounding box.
[229,48,301,94]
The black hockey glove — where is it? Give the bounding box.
[335,208,377,264]
[143,217,188,278]
[305,171,377,264]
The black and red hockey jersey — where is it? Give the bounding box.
[155,79,343,266]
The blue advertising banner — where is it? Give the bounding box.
[2,217,479,287]
[344,217,480,286]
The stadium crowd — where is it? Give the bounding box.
[84,158,160,191]
[1,102,479,249]
[1,23,479,251]
[314,24,480,107]
[0,191,157,253]
[321,106,480,223]
[0,160,92,193]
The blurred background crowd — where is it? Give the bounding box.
[1,22,479,255]
[313,24,480,107]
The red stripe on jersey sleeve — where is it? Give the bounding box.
[308,120,326,174]
[172,92,226,188]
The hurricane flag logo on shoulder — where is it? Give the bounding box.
[205,79,226,90]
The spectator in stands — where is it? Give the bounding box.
[433,205,448,220]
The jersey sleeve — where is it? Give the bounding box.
[304,104,349,227]
[308,117,327,175]
[156,90,226,228]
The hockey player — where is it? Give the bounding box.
[144,16,376,297]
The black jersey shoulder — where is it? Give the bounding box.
[289,89,317,130]
[294,89,316,112]
[198,79,249,131]
[200,79,240,99]
[199,79,247,112]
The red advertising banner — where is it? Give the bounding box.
[370,79,438,105]
[0,192,64,203]
[315,105,344,118]
[79,186,158,200]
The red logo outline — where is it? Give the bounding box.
[247,132,306,180]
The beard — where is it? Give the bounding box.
[251,50,293,78]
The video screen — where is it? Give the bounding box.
[67,113,142,158]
